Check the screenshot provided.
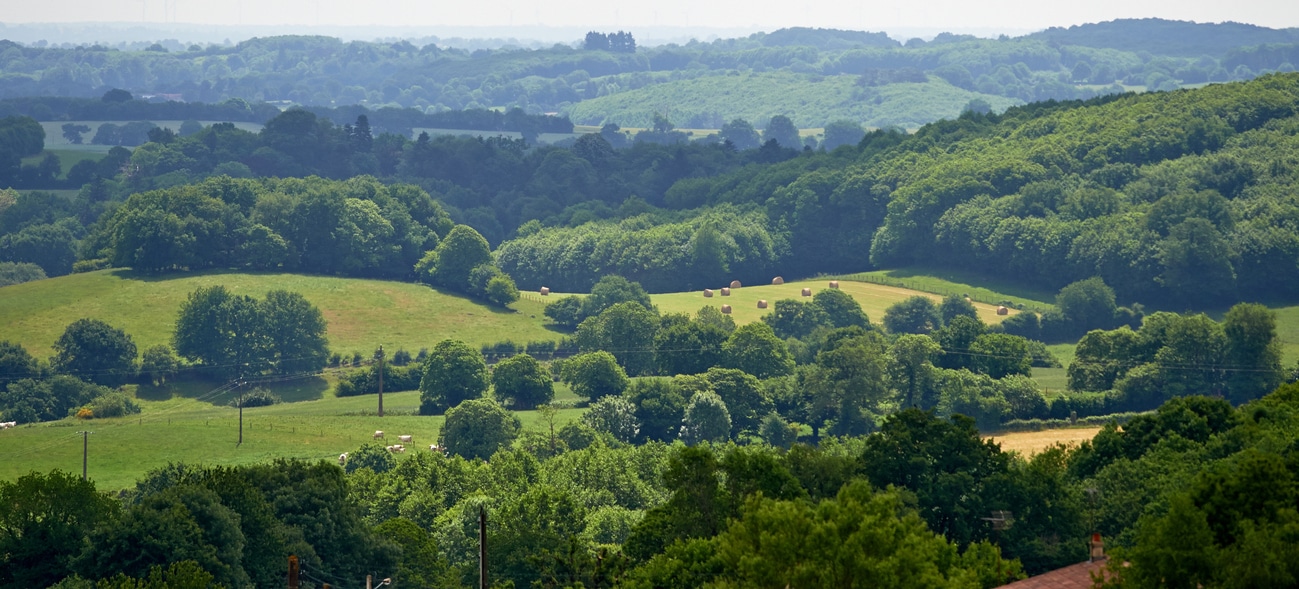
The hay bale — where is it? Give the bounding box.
[772,276,784,285]
[757,300,768,309]
[801,288,812,297]
[730,280,742,289]
[721,287,731,296]
[829,281,840,289]
[703,289,714,298]
[539,287,550,296]
[721,304,732,314]
[996,306,1009,316]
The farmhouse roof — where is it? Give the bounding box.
[996,558,1111,589]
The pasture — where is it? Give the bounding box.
[0,269,564,359]
[37,120,264,149]
[649,278,1018,326]
[0,386,586,491]
[21,148,108,179]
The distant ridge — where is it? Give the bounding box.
[1028,18,1299,57]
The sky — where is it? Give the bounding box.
[2,0,1297,35]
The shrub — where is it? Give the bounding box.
[230,387,280,408]
[81,392,142,419]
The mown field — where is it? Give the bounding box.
[0,386,587,491]
[0,269,564,359]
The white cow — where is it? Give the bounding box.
[0,421,16,429]
[398,435,413,443]
[338,453,348,465]
[373,430,385,439]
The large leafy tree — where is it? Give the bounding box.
[812,288,870,329]
[559,351,629,401]
[628,378,688,442]
[722,323,794,379]
[418,340,489,415]
[52,318,137,386]
[576,301,659,376]
[860,409,1014,547]
[258,290,329,374]
[883,296,942,335]
[492,353,553,410]
[416,224,492,291]
[439,398,521,460]
[0,470,120,588]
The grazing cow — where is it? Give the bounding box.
[429,444,443,452]
[0,421,16,429]
[398,434,413,443]
[373,430,384,439]
[338,453,348,465]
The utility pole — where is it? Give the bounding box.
[479,506,489,589]
[377,345,385,417]
[237,379,245,446]
[78,431,92,480]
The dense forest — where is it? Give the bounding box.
[3,20,1299,128]
[5,73,1299,308]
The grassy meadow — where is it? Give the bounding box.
[36,120,264,149]
[649,278,1018,327]
[21,148,109,179]
[0,269,564,359]
[0,386,587,491]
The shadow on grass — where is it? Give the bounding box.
[134,376,329,406]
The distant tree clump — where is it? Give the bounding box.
[52,319,137,387]
[419,339,489,415]
[439,398,521,460]
[492,353,553,410]
[173,286,328,379]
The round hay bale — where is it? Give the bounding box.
[721,305,732,314]
[730,280,742,289]
[757,300,768,309]
[703,289,714,298]
[829,281,840,289]
[772,276,784,285]
[539,287,550,296]
[996,306,1009,316]
[801,288,812,297]
[721,287,731,296]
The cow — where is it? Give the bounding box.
[373,430,384,439]
[398,434,413,443]
[338,453,348,466]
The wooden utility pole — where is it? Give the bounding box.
[377,346,385,417]
[288,555,299,589]
[78,431,92,480]
[479,506,489,589]
[237,380,244,446]
[366,575,372,589]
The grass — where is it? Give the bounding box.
[21,149,108,179]
[0,269,564,359]
[831,267,1056,310]
[37,121,264,149]
[0,386,587,491]
[649,278,1018,327]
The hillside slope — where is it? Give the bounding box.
[0,269,561,358]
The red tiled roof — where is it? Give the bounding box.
[997,559,1109,589]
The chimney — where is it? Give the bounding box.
[1089,532,1105,562]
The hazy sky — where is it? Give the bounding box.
[4,0,1297,33]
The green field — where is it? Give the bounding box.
[649,278,1018,327]
[21,148,108,179]
[0,269,564,359]
[0,387,587,491]
[831,268,1057,310]
[37,120,264,149]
